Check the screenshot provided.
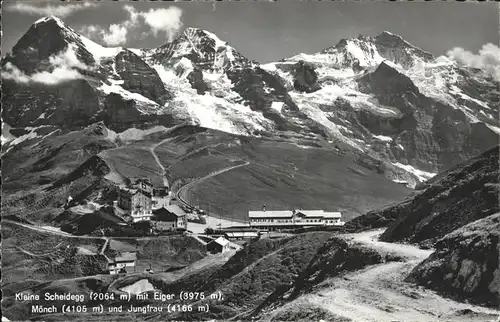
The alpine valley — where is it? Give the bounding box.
[1,16,500,322]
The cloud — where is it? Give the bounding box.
[7,2,97,18]
[101,24,128,46]
[1,45,91,85]
[447,44,500,81]
[140,7,183,42]
[79,5,183,46]
[98,5,140,46]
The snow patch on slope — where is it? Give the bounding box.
[1,123,16,145]
[392,162,436,182]
[372,135,393,142]
[78,34,122,64]
[270,102,284,113]
[107,126,170,142]
[3,125,54,148]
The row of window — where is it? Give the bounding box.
[251,218,339,223]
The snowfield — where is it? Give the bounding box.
[152,63,273,136]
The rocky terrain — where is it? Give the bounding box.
[342,144,500,311]
[345,145,499,247]
[407,212,500,308]
[2,16,499,187]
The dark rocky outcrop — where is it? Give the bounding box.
[227,67,301,131]
[2,79,100,128]
[346,146,499,247]
[98,93,176,132]
[406,212,500,308]
[292,60,321,93]
[115,50,172,104]
[187,67,208,94]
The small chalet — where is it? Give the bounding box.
[108,252,137,275]
[151,205,187,231]
[206,237,232,254]
[206,237,242,253]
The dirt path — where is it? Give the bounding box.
[4,220,178,241]
[266,229,500,322]
[15,242,64,257]
[3,220,101,239]
[150,138,171,187]
[342,228,433,260]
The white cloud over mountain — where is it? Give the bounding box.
[447,43,500,81]
[79,5,183,46]
[1,45,91,85]
[7,2,97,18]
[140,7,184,42]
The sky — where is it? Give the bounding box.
[2,0,499,64]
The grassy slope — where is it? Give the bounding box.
[2,127,116,194]
[151,128,412,221]
[3,123,411,226]
[1,221,207,322]
[1,223,107,284]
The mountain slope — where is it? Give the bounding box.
[345,145,499,246]
[2,16,499,189]
[263,33,500,187]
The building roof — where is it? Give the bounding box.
[209,237,230,247]
[165,205,186,217]
[225,232,259,238]
[133,178,153,186]
[152,206,186,222]
[248,210,293,218]
[120,187,152,198]
[153,188,168,197]
[120,187,138,195]
[295,210,326,217]
[115,252,137,262]
[248,210,342,219]
[321,212,342,219]
[152,207,176,222]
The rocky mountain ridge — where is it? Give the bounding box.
[2,16,499,187]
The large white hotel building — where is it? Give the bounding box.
[248,207,345,231]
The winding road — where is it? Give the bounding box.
[175,161,250,226]
[176,161,250,206]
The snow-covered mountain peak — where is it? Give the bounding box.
[33,15,66,28]
[316,31,434,70]
[148,27,248,73]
